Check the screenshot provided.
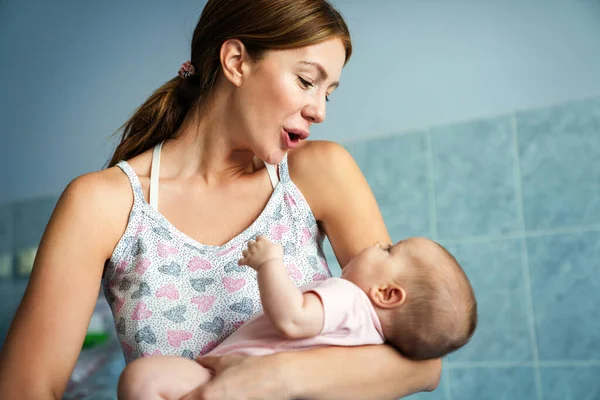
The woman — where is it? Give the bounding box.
[0,0,441,399]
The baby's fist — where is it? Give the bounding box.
[238,236,283,271]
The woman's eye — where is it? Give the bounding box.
[298,76,314,88]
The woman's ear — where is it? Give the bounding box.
[220,39,251,87]
[370,284,406,309]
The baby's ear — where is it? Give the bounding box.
[370,284,406,309]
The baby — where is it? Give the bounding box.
[118,236,477,399]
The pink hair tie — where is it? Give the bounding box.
[178,60,195,79]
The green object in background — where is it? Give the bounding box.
[82,332,109,348]
[0,253,12,278]
[17,247,37,277]
[82,293,112,349]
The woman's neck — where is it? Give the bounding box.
[161,99,259,186]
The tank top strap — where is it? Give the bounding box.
[277,153,291,184]
[149,142,163,210]
[264,162,279,189]
[116,161,145,204]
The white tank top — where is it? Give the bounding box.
[102,142,331,362]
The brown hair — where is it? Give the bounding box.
[107,0,352,167]
[386,240,478,360]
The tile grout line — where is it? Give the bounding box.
[448,360,600,368]
[437,223,600,247]
[511,113,544,400]
[425,129,451,400]
[443,361,453,400]
[425,130,439,243]
[336,94,600,149]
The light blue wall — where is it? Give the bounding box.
[1,0,600,203]
[1,1,600,399]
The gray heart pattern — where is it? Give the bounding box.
[118,277,132,291]
[308,256,321,271]
[116,317,126,334]
[184,243,206,254]
[224,260,245,273]
[199,317,224,335]
[159,262,181,277]
[272,204,283,220]
[131,240,147,257]
[190,278,215,293]
[135,325,156,344]
[284,241,296,256]
[306,214,315,228]
[153,226,172,240]
[105,290,116,305]
[229,297,254,315]
[163,305,187,323]
[131,282,151,299]
[111,159,330,361]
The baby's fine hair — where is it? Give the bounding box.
[386,238,477,360]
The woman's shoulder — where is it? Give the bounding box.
[287,140,355,179]
[58,166,137,232]
[66,166,133,205]
[287,140,365,219]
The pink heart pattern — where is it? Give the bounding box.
[216,245,238,257]
[135,258,151,276]
[188,257,213,272]
[167,330,193,348]
[232,321,245,330]
[157,241,179,258]
[135,224,148,235]
[109,157,334,362]
[156,284,179,300]
[223,277,246,293]
[113,296,125,313]
[142,349,163,357]
[286,264,303,281]
[131,301,153,320]
[120,341,134,359]
[191,295,216,312]
[200,340,219,355]
[300,227,312,245]
[313,273,328,281]
[116,260,129,274]
[284,193,296,207]
[270,224,290,240]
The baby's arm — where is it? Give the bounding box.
[238,236,324,339]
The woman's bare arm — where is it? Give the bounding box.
[287,141,442,398]
[0,169,130,399]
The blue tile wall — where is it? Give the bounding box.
[540,366,600,400]
[346,131,432,241]
[445,239,533,362]
[528,231,600,361]
[449,367,538,400]
[1,96,598,399]
[430,116,519,239]
[518,98,600,231]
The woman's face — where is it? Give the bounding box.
[234,37,346,164]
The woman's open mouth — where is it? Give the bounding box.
[282,128,309,149]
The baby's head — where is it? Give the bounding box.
[341,237,477,360]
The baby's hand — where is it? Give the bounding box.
[238,236,283,271]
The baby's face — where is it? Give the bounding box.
[341,241,405,291]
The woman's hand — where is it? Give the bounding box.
[182,353,292,400]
